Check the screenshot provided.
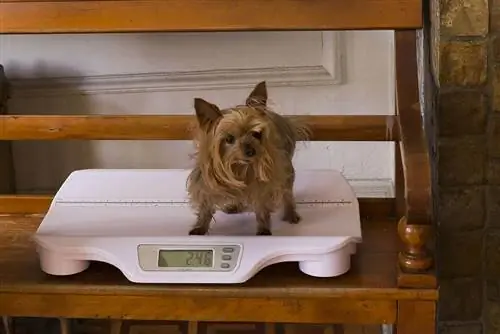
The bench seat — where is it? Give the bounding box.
[0,215,436,324]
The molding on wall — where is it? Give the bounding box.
[10,32,345,97]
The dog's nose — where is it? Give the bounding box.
[244,144,256,157]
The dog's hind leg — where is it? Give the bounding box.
[282,170,301,224]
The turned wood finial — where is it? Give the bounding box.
[398,217,433,272]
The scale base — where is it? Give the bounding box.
[39,249,90,276]
[38,242,356,280]
[298,243,355,277]
[34,169,362,284]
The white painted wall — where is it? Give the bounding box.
[0,30,395,196]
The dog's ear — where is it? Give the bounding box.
[194,98,222,128]
[246,81,267,107]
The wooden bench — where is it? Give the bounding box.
[0,1,437,333]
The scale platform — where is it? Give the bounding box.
[34,169,362,284]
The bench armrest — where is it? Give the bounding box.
[394,31,434,279]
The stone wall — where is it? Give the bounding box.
[430,0,497,332]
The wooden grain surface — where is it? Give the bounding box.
[393,31,434,276]
[1,293,396,324]
[1,293,397,324]
[394,31,432,226]
[397,266,437,289]
[0,0,423,34]
[0,216,437,324]
[0,195,395,220]
[0,115,398,141]
[396,301,436,334]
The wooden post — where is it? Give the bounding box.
[393,31,434,286]
[396,301,436,334]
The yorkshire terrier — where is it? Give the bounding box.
[186,81,309,236]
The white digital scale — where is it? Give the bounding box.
[34,169,362,284]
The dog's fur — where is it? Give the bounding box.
[186,81,309,236]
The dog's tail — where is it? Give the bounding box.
[288,116,312,142]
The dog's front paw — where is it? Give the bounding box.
[256,228,272,236]
[189,227,208,235]
[282,210,301,224]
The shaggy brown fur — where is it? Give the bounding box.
[186,81,310,236]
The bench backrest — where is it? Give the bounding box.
[0,0,428,223]
[0,0,423,33]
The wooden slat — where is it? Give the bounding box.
[0,195,395,219]
[0,115,398,141]
[0,293,396,324]
[0,0,423,34]
[0,195,53,215]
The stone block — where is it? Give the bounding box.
[439,186,485,231]
[486,280,500,333]
[489,115,500,157]
[488,159,500,184]
[492,0,500,31]
[438,323,482,334]
[438,90,486,136]
[441,0,488,36]
[438,137,485,186]
[440,40,487,86]
[439,230,483,277]
[439,277,483,321]
[488,186,500,227]
[487,280,500,301]
[486,230,500,278]
[493,36,500,62]
[493,66,500,112]
[486,301,500,333]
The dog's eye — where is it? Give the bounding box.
[251,131,262,140]
[225,134,235,144]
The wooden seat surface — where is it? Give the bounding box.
[0,215,437,324]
